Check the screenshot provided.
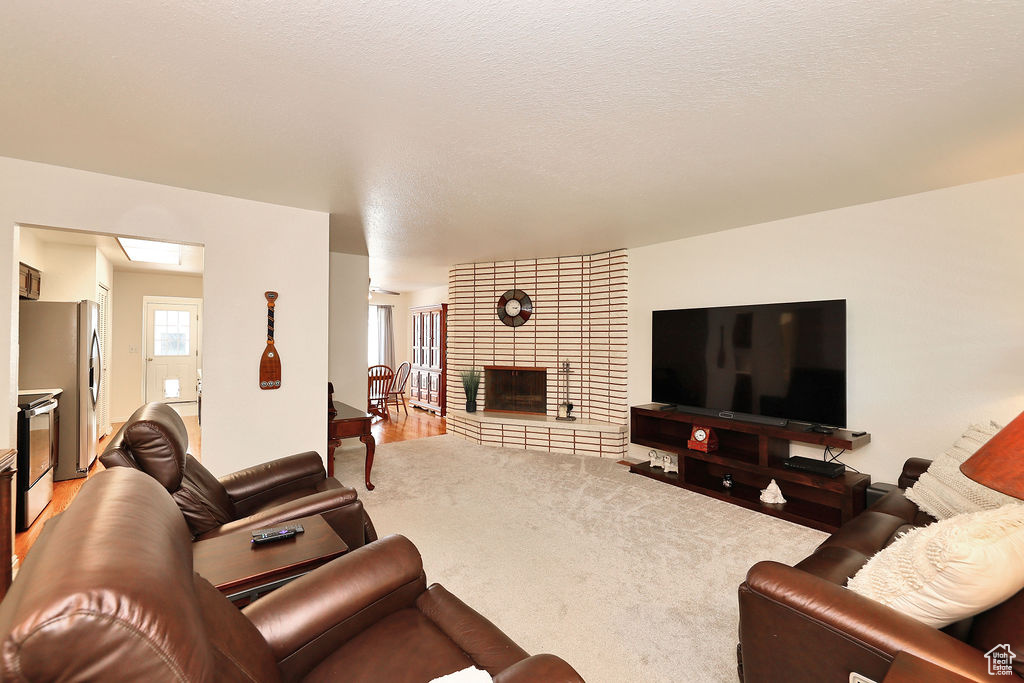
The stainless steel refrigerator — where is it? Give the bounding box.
[19,300,101,481]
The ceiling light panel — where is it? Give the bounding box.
[117,237,182,265]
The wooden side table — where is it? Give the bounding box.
[328,401,375,490]
[192,514,347,606]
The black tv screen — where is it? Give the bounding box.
[652,299,846,427]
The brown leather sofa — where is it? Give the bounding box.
[100,402,376,549]
[0,467,584,682]
[738,457,1023,682]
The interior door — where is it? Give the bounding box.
[145,302,200,403]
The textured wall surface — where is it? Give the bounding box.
[447,249,628,457]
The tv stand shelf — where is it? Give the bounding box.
[629,405,871,532]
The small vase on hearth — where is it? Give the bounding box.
[466,399,477,413]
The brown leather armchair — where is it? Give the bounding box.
[738,457,1022,682]
[100,402,376,549]
[0,468,583,682]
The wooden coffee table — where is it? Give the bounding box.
[328,401,375,489]
[192,514,347,605]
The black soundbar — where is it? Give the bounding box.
[783,456,845,478]
[652,404,788,427]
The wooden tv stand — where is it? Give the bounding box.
[629,405,871,532]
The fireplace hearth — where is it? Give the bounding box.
[484,366,546,414]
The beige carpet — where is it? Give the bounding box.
[333,435,827,683]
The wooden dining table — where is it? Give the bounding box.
[328,401,375,490]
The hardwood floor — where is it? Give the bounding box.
[371,405,446,445]
[14,414,202,564]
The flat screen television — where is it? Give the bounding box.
[652,299,846,428]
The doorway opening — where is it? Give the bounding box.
[15,223,204,561]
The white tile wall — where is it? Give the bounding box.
[447,250,628,458]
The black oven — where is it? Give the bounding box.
[16,392,57,530]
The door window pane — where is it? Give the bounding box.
[154,310,191,356]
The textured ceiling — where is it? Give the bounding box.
[2,1,1023,290]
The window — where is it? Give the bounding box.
[154,309,191,356]
[367,305,379,366]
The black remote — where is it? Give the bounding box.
[251,523,304,538]
[851,431,867,437]
[251,528,298,545]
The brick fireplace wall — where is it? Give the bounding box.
[446,249,629,457]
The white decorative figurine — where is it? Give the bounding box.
[648,450,664,469]
[760,479,787,504]
[663,453,679,474]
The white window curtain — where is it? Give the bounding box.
[369,304,395,369]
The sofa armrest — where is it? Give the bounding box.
[219,451,326,514]
[493,654,585,683]
[739,561,992,682]
[243,535,427,680]
[195,486,358,540]
[898,457,932,490]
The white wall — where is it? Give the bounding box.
[33,243,98,301]
[1,156,330,476]
[328,252,370,409]
[408,285,448,308]
[18,230,45,271]
[110,270,204,421]
[628,172,1024,482]
[16,230,113,302]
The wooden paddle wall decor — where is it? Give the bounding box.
[259,291,282,389]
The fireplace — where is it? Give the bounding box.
[484,366,546,414]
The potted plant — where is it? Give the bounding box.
[460,367,481,413]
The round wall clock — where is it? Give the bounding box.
[497,289,532,327]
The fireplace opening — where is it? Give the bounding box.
[484,366,546,414]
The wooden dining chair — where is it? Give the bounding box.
[367,365,395,419]
[385,362,412,416]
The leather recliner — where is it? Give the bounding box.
[100,402,376,549]
[737,457,1024,681]
[0,468,583,682]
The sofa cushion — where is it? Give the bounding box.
[868,489,927,524]
[120,402,190,490]
[172,454,236,537]
[906,421,1021,520]
[816,511,913,557]
[303,608,475,683]
[847,503,1024,628]
[0,469,217,681]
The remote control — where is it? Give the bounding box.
[251,523,304,538]
[251,528,298,545]
[851,430,867,437]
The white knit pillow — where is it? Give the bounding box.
[905,421,1021,520]
[847,504,1024,628]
